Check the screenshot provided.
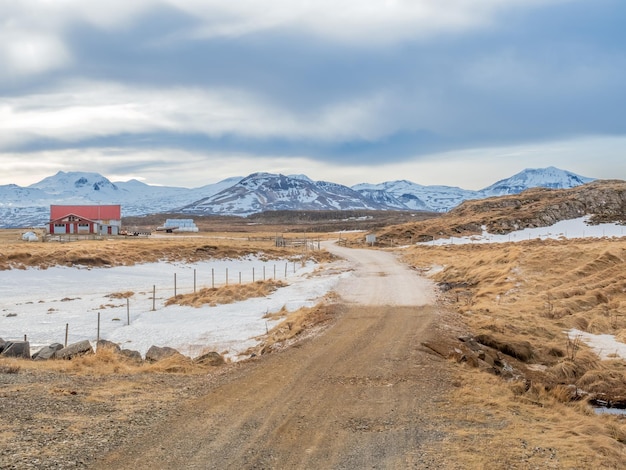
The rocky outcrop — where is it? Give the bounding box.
[194,351,226,366]
[55,340,94,360]
[32,343,64,361]
[1,341,30,359]
[451,180,626,235]
[119,349,143,363]
[145,345,184,363]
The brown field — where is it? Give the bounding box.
[401,237,626,467]
[3,218,626,467]
[0,229,335,270]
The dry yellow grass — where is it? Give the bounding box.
[0,230,335,270]
[165,279,286,307]
[402,237,626,466]
[245,298,340,356]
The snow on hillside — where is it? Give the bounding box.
[479,166,594,197]
[0,167,597,227]
[353,180,477,212]
[420,217,625,246]
[0,172,243,228]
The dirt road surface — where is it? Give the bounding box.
[93,244,455,469]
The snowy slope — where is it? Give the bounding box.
[183,173,389,215]
[0,172,242,228]
[354,180,479,212]
[478,166,594,197]
[0,167,597,228]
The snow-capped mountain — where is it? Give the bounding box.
[478,167,594,197]
[182,172,389,216]
[0,167,597,228]
[353,180,478,213]
[354,167,595,213]
[0,172,243,228]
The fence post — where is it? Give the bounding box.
[97,312,101,349]
[239,272,242,284]
[263,266,266,280]
[212,268,215,288]
[253,267,255,282]
[127,298,130,325]
[274,264,276,280]
[174,273,177,297]
[194,269,197,293]
[152,285,156,311]
[226,268,229,286]
[65,323,68,347]
[284,263,287,278]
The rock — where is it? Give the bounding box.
[96,340,121,352]
[194,351,225,366]
[475,334,534,362]
[32,343,64,361]
[55,340,94,360]
[1,341,30,359]
[145,345,182,363]
[119,349,143,363]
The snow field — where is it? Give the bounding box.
[0,257,348,360]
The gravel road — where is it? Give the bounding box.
[92,244,456,469]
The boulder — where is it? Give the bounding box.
[96,339,121,352]
[1,341,30,359]
[32,343,64,361]
[119,349,143,363]
[194,351,225,367]
[55,340,94,360]
[145,345,182,363]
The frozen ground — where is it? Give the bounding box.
[0,257,349,360]
[421,217,626,246]
[569,329,626,361]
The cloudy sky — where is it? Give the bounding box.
[1,0,625,189]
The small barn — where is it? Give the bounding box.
[48,205,122,235]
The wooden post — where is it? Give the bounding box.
[174,273,177,297]
[284,263,287,278]
[273,264,276,280]
[65,323,68,347]
[212,268,215,288]
[294,261,296,273]
[97,312,101,349]
[253,267,255,282]
[127,298,130,326]
[152,285,156,311]
[226,268,229,286]
[263,265,266,280]
[239,272,242,284]
[194,269,197,293]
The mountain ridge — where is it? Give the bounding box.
[0,167,598,228]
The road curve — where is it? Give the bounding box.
[92,243,452,469]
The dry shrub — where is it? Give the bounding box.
[249,302,339,355]
[166,279,286,307]
[106,291,134,299]
[605,421,626,444]
[66,348,138,375]
[145,354,195,374]
[0,362,21,374]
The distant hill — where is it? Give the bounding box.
[0,167,598,228]
[376,180,626,244]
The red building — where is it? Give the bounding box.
[48,205,122,235]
